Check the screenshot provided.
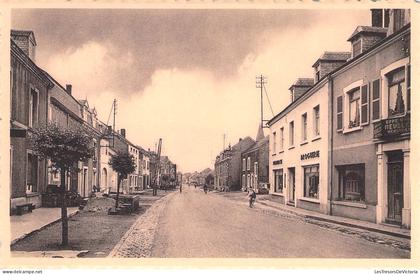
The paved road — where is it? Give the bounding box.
[151,187,409,258]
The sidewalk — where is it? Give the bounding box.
[10,207,78,245]
[215,191,410,239]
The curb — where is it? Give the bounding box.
[258,201,410,240]
[11,210,80,246]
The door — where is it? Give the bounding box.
[288,168,295,204]
[387,152,403,224]
[83,168,88,197]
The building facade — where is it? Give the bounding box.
[330,9,411,227]
[214,137,255,191]
[10,31,53,211]
[241,126,269,193]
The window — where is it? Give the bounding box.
[313,105,320,136]
[289,121,294,147]
[387,67,406,117]
[361,84,369,125]
[242,158,246,171]
[247,157,251,171]
[337,96,343,130]
[348,88,361,128]
[338,164,365,202]
[280,127,284,150]
[372,79,381,121]
[254,162,258,176]
[302,113,307,142]
[274,169,283,193]
[303,165,319,199]
[29,88,39,128]
[315,66,320,82]
[272,132,277,153]
[352,40,362,57]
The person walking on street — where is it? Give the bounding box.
[179,184,182,193]
[203,184,208,194]
[248,187,256,208]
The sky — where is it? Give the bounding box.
[12,9,370,173]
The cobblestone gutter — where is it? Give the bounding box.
[108,192,175,258]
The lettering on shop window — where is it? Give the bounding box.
[301,150,320,160]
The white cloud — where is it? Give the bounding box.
[42,12,368,172]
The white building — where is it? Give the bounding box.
[99,137,118,193]
[128,144,140,192]
[268,76,331,214]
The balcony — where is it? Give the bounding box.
[373,114,410,140]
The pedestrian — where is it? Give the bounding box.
[203,184,208,194]
[248,187,256,208]
[180,184,182,193]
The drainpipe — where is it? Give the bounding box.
[328,75,334,216]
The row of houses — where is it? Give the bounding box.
[267,9,411,228]
[213,9,410,229]
[9,29,174,214]
[214,125,269,193]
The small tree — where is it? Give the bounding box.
[31,123,94,246]
[109,152,136,208]
[205,174,214,186]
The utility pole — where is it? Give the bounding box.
[112,99,117,147]
[256,75,272,128]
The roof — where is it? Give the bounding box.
[288,78,314,90]
[312,51,351,68]
[268,23,410,127]
[243,135,269,155]
[255,124,265,142]
[11,30,37,45]
[347,26,388,42]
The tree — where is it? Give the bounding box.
[30,123,94,246]
[109,152,136,208]
[205,174,214,185]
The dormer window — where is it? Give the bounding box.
[315,66,320,82]
[352,39,362,58]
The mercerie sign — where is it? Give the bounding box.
[301,150,320,160]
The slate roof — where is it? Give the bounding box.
[289,78,314,90]
[347,26,388,41]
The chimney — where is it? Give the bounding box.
[289,78,314,102]
[239,138,242,142]
[107,125,112,134]
[371,9,390,28]
[347,26,387,58]
[312,52,351,82]
[11,30,37,61]
[66,84,72,95]
[120,128,126,138]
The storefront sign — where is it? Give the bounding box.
[301,150,320,160]
[273,160,282,165]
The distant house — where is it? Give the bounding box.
[214,137,255,191]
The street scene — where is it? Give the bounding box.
[8,8,411,259]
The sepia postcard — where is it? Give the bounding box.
[0,1,419,272]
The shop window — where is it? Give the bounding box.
[313,106,320,136]
[274,169,283,193]
[348,88,361,128]
[372,79,381,121]
[338,164,365,202]
[303,165,319,199]
[337,96,343,130]
[387,67,406,117]
[302,113,307,142]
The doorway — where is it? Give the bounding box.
[387,151,403,224]
[288,167,295,205]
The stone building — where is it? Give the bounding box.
[214,137,255,191]
[241,126,269,193]
[10,30,53,211]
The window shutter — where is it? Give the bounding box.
[407,65,411,111]
[361,84,369,125]
[372,79,381,121]
[337,96,343,130]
